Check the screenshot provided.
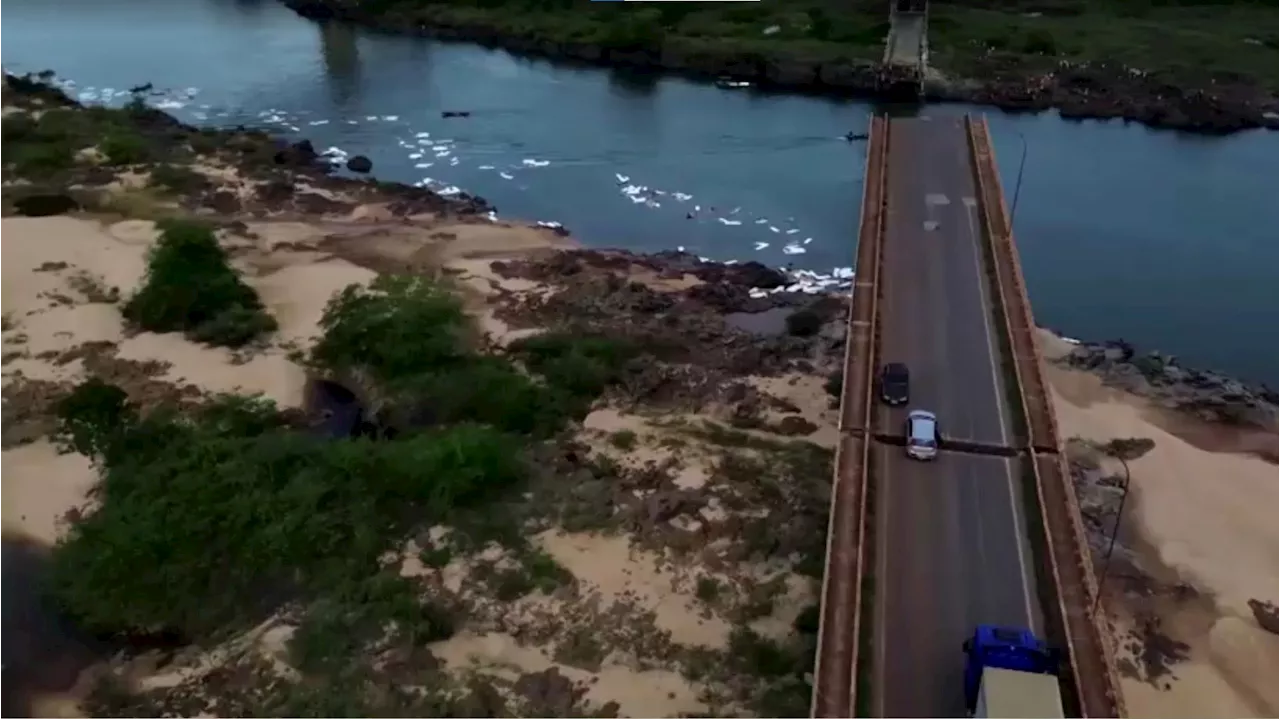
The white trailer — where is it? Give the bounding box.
[973,666,1066,719]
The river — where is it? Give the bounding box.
[1,0,1276,712]
[2,0,1275,384]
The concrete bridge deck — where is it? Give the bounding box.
[809,115,1127,719]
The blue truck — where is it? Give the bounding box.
[962,625,1066,718]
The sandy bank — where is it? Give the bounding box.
[2,208,840,717]
[1041,332,1278,718]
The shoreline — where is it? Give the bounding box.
[2,72,1276,718]
[280,0,1278,135]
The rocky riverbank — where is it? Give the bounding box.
[280,0,1278,134]
[2,71,846,718]
[1043,333,1277,431]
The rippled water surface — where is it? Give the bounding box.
[3,0,1275,382]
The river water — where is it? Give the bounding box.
[0,0,1276,711]
[2,0,1275,381]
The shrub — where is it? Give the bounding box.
[48,387,526,638]
[785,308,823,337]
[508,331,641,401]
[149,163,209,194]
[1021,28,1057,55]
[122,218,276,347]
[309,278,607,436]
[100,131,150,165]
[9,141,76,177]
[308,275,471,383]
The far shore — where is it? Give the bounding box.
[281,0,1279,135]
[2,71,1275,718]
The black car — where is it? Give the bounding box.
[879,362,910,406]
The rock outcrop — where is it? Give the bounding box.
[1055,338,1277,427]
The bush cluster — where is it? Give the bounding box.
[122,219,277,347]
[50,272,643,655]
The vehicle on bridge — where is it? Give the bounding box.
[879,362,910,406]
[962,625,1065,719]
[904,409,939,460]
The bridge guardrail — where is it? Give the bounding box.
[811,114,889,719]
[965,115,1126,719]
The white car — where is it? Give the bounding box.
[905,409,940,461]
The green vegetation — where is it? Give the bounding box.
[121,219,278,348]
[0,101,161,180]
[306,277,641,436]
[928,0,1277,91]
[608,428,638,450]
[46,274,641,670]
[341,0,1276,91]
[346,0,888,61]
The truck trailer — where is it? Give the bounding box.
[963,625,1065,719]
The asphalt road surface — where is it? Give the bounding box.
[870,116,1044,718]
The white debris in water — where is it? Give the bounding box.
[803,237,814,245]
[308,119,330,126]
[522,159,550,168]
[673,192,693,202]
[409,153,424,159]
[786,228,800,235]
[414,162,433,169]
[382,115,399,121]
[717,218,742,226]
[536,220,564,229]
[782,243,807,255]
[484,210,499,222]
[755,218,768,225]
[415,132,431,138]
[364,115,378,121]
[154,99,186,110]
[499,172,514,180]
[478,165,496,171]
[450,157,460,166]
[754,242,770,251]
[615,173,630,184]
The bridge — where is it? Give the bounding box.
[808,115,1128,718]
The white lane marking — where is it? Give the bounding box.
[925,193,951,206]
[963,201,1036,628]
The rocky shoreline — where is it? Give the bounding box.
[2,72,495,221]
[281,0,1277,135]
[1045,333,1277,430]
[6,72,1272,432]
